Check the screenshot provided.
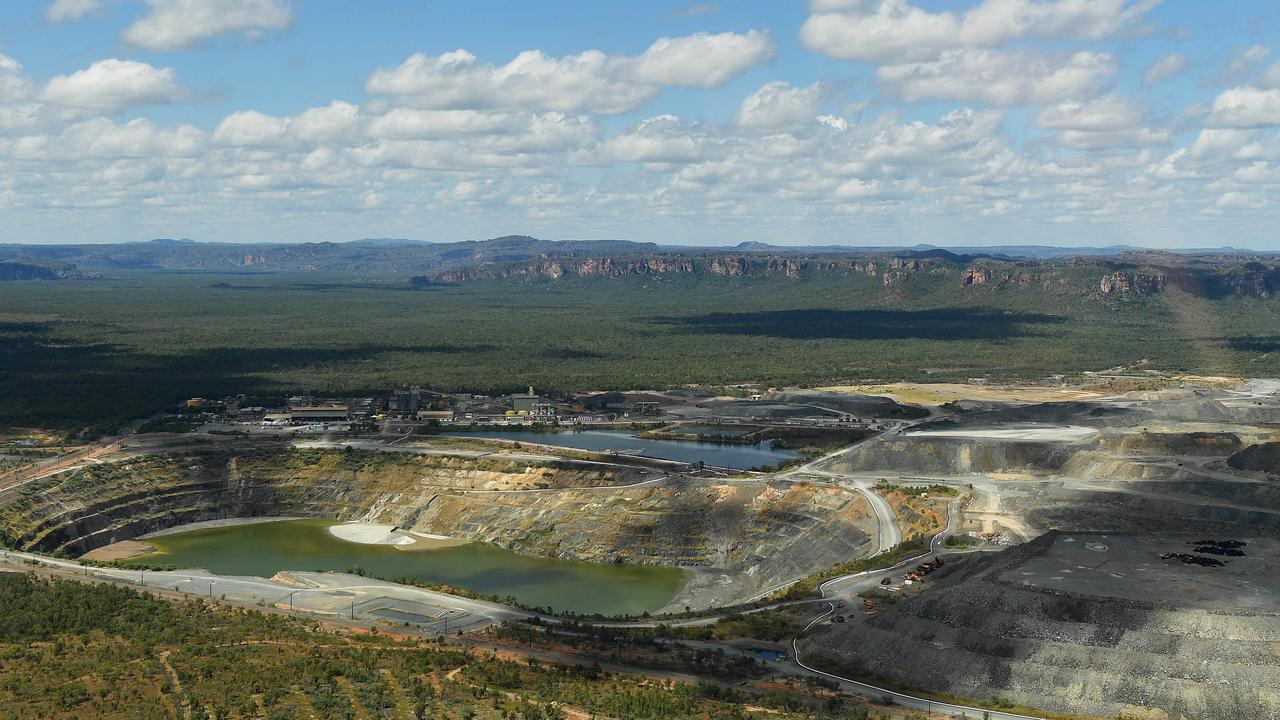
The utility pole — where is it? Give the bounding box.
[208,580,214,597]
[288,591,296,610]
[139,569,145,586]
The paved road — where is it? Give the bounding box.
[776,418,928,554]
[796,470,901,554]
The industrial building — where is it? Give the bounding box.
[510,387,545,413]
[288,405,350,422]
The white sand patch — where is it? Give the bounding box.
[907,425,1098,442]
[406,530,455,541]
[328,523,418,546]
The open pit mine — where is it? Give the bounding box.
[4,379,1280,719]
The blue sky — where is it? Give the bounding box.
[3,1,1280,247]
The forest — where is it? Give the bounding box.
[2,269,1277,435]
[0,573,891,720]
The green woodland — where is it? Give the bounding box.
[2,270,1278,434]
[0,573,887,720]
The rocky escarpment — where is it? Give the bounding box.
[433,254,923,283]
[0,448,875,610]
[0,260,98,281]
[804,532,1280,720]
[1100,270,1166,296]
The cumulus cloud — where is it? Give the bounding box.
[627,31,773,87]
[60,117,204,158]
[1056,127,1168,151]
[877,49,1116,105]
[1038,95,1144,130]
[0,54,36,104]
[800,0,1159,64]
[366,31,773,115]
[1216,191,1267,209]
[45,0,100,23]
[122,0,292,51]
[733,81,828,131]
[40,59,186,110]
[290,101,360,143]
[1143,53,1188,85]
[365,108,517,140]
[212,110,292,147]
[1208,86,1280,128]
[4,12,1280,245]
[589,115,709,164]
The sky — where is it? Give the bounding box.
[2,1,1280,248]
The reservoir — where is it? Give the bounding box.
[125,519,686,616]
[444,429,799,469]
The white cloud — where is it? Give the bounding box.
[210,102,365,148]
[1056,127,1168,150]
[366,108,519,140]
[1189,128,1264,160]
[1233,161,1280,184]
[733,81,827,131]
[40,59,186,110]
[367,31,772,115]
[1208,86,1280,128]
[62,117,204,158]
[122,0,292,51]
[1260,60,1280,90]
[1143,53,1188,85]
[800,0,1159,64]
[1218,44,1270,85]
[877,50,1116,105]
[588,115,709,164]
[1034,95,1167,149]
[1216,191,1267,209]
[5,9,1280,246]
[627,31,773,87]
[1038,94,1143,130]
[290,101,360,144]
[833,177,881,199]
[212,110,299,149]
[45,0,100,23]
[0,54,36,104]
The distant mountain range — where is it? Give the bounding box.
[1,235,1278,299]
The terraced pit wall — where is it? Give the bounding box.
[804,532,1280,720]
[0,448,876,610]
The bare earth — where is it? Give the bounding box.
[80,539,154,562]
[818,382,1107,405]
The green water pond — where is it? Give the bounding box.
[127,519,686,616]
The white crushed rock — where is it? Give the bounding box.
[328,523,418,546]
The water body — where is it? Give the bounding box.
[126,519,686,616]
[444,429,799,469]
